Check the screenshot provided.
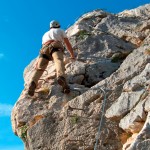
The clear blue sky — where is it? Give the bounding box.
[0,0,149,149]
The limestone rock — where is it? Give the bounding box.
[65,61,86,75]
[105,91,145,120]
[123,63,150,92]
[84,60,119,87]
[11,4,150,150]
[125,112,150,150]
[119,100,146,133]
[145,95,150,112]
[118,4,150,18]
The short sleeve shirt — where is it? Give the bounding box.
[42,28,67,44]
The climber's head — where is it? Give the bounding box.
[50,20,60,28]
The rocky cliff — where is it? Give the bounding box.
[11,4,150,150]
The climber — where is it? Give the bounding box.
[27,20,75,96]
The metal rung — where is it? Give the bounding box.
[68,115,93,120]
[67,106,85,117]
[68,105,84,111]
[70,88,82,95]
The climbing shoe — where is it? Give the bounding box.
[28,81,36,96]
[57,76,70,94]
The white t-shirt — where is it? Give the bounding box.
[42,28,67,44]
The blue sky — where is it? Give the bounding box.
[0,0,149,149]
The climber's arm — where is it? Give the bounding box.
[63,38,75,59]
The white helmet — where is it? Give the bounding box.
[50,20,60,28]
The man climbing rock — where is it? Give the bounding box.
[27,20,75,96]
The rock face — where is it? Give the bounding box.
[11,4,150,150]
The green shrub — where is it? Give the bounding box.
[20,125,28,140]
[77,30,91,40]
[70,114,80,125]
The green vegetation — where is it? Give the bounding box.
[111,53,122,62]
[145,49,150,55]
[77,30,91,40]
[111,52,131,63]
[20,125,28,140]
[70,114,80,125]
[127,132,132,138]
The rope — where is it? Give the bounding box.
[69,84,108,150]
[70,87,82,95]
[94,86,107,150]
